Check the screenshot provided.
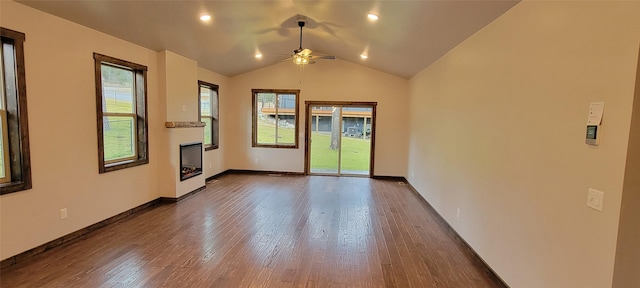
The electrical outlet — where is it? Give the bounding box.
[456,208,460,218]
[60,208,68,219]
[209,163,212,168]
[254,158,259,164]
[587,188,604,212]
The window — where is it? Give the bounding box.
[198,81,219,150]
[252,89,299,148]
[0,28,32,194]
[94,53,148,173]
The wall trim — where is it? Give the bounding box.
[225,169,305,176]
[159,185,206,203]
[1,198,160,269]
[371,175,406,181]
[1,185,209,268]
[404,180,509,288]
[206,169,232,181]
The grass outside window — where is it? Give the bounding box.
[310,132,371,172]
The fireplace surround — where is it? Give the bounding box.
[179,142,202,181]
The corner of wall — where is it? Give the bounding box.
[612,45,640,288]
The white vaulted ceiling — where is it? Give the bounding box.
[16,0,519,78]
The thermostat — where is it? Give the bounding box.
[586,125,599,145]
[586,102,604,146]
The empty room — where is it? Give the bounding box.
[1,0,640,287]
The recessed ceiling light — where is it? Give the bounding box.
[200,14,212,22]
[360,54,368,59]
[367,13,379,21]
[255,53,263,59]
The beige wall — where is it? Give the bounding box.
[612,48,640,288]
[407,1,640,287]
[0,1,164,260]
[163,51,199,122]
[227,59,409,176]
[197,67,229,178]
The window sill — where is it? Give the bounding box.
[204,145,219,151]
[252,144,299,149]
[101,158,149,174]
[0,180,32,195]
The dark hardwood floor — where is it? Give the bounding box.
[0,174,503,287]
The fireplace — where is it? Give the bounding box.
[179,142,202,181]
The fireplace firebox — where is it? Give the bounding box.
[180,142,202,181]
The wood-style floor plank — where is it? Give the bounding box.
[0,174,503,287]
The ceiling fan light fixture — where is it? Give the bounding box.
[367,13,379,21]
[360,54,369,59]
[285,15,335,66]
[255,53,263,59]
[293,54,310,65]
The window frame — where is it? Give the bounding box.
[0,44,9,184]
[94,53,149,173]
[0,27,32,194]
[198,80,219,151]
[251,89,300,149]
[0,106,10,184]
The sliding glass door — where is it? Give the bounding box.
[306,102,376,177]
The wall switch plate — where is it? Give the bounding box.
[60,208,68,219]
[456,208,460,218]
[587,188,604,212]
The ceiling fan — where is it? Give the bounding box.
[289,19,336,65]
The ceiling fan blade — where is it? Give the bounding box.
[263,52,292,56]
[274,57,293,64]
[311,55,336,60]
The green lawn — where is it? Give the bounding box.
[103,116,135,161]
[257,120,371,173]
[103,96,135,161]
[310,132,370,173]
[257,120,295,144]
